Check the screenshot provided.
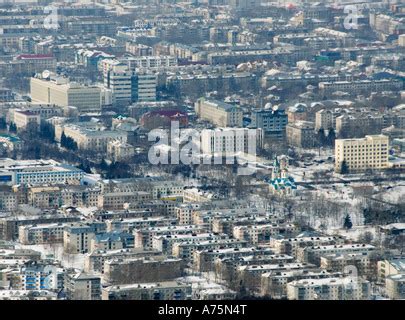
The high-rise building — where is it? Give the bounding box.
[103,63,132,105]
[335,135,389,173]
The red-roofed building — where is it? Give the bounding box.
[140,110,188,130]
[13,54,56,74]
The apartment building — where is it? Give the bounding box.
[286,121,316,148]
[320,253,377,279]
[103,63,133,105]
[261,269,341,299]
[200,128,264,155]
[270,236,344,256]
[195,98,243,127]
[107,140,135,162]
[250,108,288,139]
[195,247,279,273]
[107,216,177,234]
[84,248,161,274]
[335,135,389,173]
[126,56,177,69]
[386,274,405,300]
[173,239,247,263]
[233,223,298,245]
[103,256,184,285]
[102,281,191,300]
[64,272,101,300]
[63,222,106,254]
[14,54,56,74]
[238,263,317,293]
[125,43,153,56]
[377,258,405,281]
[0,186,18,212]
[134,225,205,250]
[176,203,203,225]
[152,232,228,255]
[19,223,65,245]
[319,79,403,98]
[298,244,376,266]
[287,277,371,300]
[315,109,336,131]
[0,215,81,241]
[19,262,64,291]
[182,188,218,203]
[27,185,102,209]
[132,72,157,102]
[8,109,41,131]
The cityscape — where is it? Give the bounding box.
[0,0,404,302]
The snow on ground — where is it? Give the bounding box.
[326,226,378,241]
[374,185,405,204]
[75,207,98,218]
[14,243,86,270]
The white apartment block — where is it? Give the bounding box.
[134,72,157,102]
[335,135,389,173]
[126,56,177,70]
[287,277,371,300]
[200,128,263,155]
[195,98,243,127]
[103,63,132,105]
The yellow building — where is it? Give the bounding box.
[30,75,101,113]
[194,98,243,127]
[335,135,389,173]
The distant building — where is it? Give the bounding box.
[14,54,56,74]
[107,140,135,162]
[268,156,297,196]
[200,128,263,155]
[251,108,288,139]
[9,109,41,131]
[0,158,84,186]
[64,272,101,300]
[140,110,188,130]
[335,135,389,173]
[195,98,243,127]
[286,121,316,148]
[63,222,106,254]
[287,277,371,300]
[386,274,405,300]
[30,74,101,113]
[102,281,191,300]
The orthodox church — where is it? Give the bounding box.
[268,155,297,196]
